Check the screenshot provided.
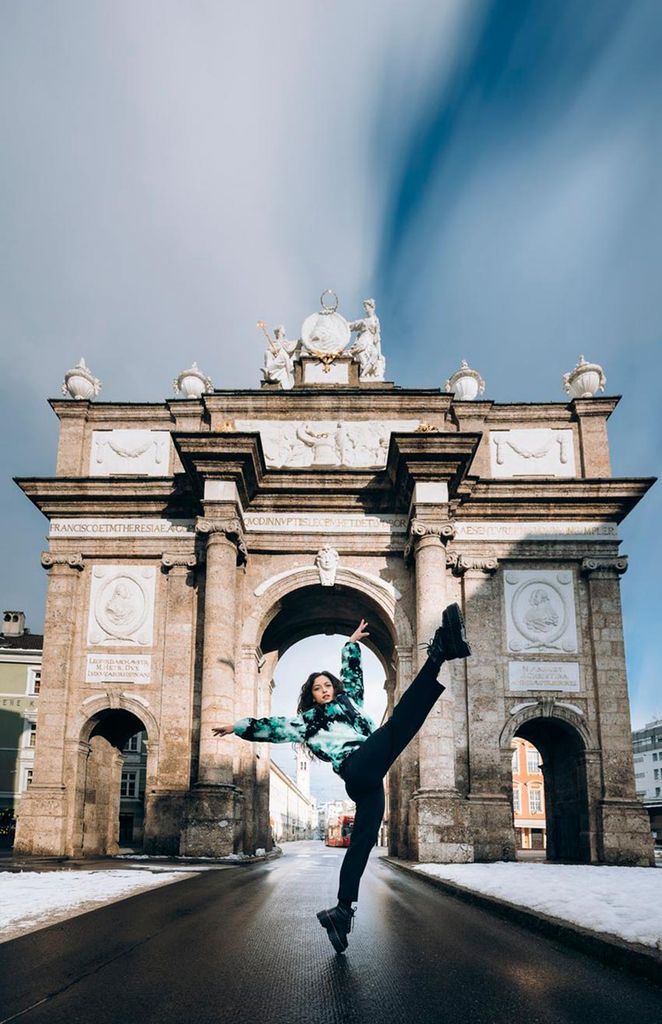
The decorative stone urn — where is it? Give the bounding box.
[173,362,214,398]
[563,356,606,399]
[444,360,486,401]
[61,358,102,400]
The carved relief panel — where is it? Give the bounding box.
[233,420,420,468]
[89,430,170,476]
[504,570,578,654]
[489,429,576,478]
[87,565,156,646]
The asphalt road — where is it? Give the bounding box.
[1,841,660,1023]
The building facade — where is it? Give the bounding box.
[268,761,317,843]
[0,612,42,845]
[511,738,546,850]
[632,719,662,847]
[13,306,654,865]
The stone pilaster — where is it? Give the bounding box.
[180,515,245,857]
[14,552,84,856]
[581,556,654,865]
[452,556,516,862]
[144,553,197,855]
[407,514,473,863]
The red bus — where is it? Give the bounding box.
[326,813,355,848]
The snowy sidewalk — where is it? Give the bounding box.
[386,859,662,979]
[0,868,198,943]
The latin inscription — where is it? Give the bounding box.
[243,513,408,533]
[508,661,581,692]
[86,654,152,684]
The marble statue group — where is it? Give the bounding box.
[261,296,385,390]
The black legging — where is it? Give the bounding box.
[337,658,444,902]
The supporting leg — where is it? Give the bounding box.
[337,784,385,903]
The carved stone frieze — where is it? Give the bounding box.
[40,552,84,571]
[233,419,419,468]
[196,516,248,564]
[581,556,628,578]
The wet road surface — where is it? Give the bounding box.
[1,840,660,1023]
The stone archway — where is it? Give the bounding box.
[501,703,593,863]
[72,703,153,856]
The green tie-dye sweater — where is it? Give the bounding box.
[233,641,376,774]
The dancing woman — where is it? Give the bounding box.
[212,603,471,953]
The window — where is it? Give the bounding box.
[633,756,644,764]
[527,750,541,774]
[513,787,521,813]
[28,668,41,694]
[28,722,36,748]
[653,753,658,762]
[655,769,660,780]
[656,788,661,798]
[124,734,140,753]
[512,749,519,772]
[23,769,33,791]
[529,788,543,814]
[121,772,138,798]
[635,772,645,779]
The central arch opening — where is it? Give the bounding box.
[259,583,394,848]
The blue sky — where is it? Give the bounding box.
[1,1,660,799]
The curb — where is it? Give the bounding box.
[0,847,283,873]
[383,857,662,986]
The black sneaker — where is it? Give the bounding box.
[316,905,354,953]
[425,602,472,664]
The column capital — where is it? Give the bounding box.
[196,516,247,564]
[446,549,498,576]
[404,517,456,561]
[40,551,84,572]
[581,555,628,579]
[161,552,198,574]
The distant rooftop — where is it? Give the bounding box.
[0,632,44,651]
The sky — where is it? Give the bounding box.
[1,0,661,798]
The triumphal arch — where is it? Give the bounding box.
[15,295,654,865]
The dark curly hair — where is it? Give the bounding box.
[297,670,344,713]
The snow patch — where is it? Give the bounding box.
[0,869,194,943]
[414,862,662,949]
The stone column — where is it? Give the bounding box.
[14,552,84,856]
[144,554,197,855]
[180,514,246,857]
[407,515,473,863]
[582,556,654,865]
[455,556,517,862]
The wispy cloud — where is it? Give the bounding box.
[1,0,660,724]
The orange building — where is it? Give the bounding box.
[511,738,546,851]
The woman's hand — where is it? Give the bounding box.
[212,723,235,737]
[349,619,369,644]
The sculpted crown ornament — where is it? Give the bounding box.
[563,356,606,398]
[445,360,486,401]
[258,291,386,385]
[61,358,101,400]
[173,362,214,398]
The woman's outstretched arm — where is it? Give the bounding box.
[341,619,369,705]
[213,715,306,743]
